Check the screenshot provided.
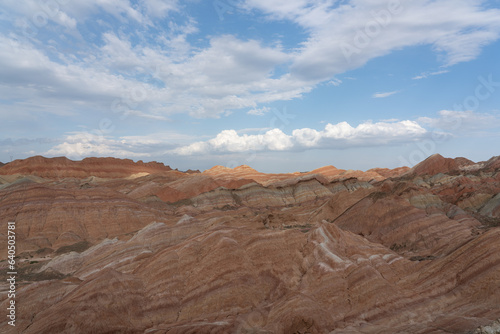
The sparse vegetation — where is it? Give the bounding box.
[390,242,407,252]
[409,255,436,261]
[55,241,91,254]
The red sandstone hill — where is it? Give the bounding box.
[0,154,499,333]
[408,153,475,176]
[0,155,173,179]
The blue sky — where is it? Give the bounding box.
[1,0,499,172]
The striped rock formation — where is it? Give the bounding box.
[0,154,499,333]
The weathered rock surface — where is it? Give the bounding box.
[409,153,475,176]
[0,155,499,333]
[0,155,173,179]
[472,319,500,334]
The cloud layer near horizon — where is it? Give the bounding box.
[171,120,427,155]
[41,110,500,159]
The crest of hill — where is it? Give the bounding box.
[308,165,409,181]
[368,166,410,178]
[203,165,259,175]
[308,165,342,177]
[0,156,174,179]
[202,165,288,186]
[483,155,500,171]
[203,164,407,185]
[408,154,476,176]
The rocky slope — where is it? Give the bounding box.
[0,154,499,333]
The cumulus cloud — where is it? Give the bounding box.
[171,120,427,155]
[172,129,294,155]
[43,111,497,160]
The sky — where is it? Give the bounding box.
[1,0,500,172]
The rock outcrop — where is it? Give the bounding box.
[409,153,476,176]
[0,154,499,334]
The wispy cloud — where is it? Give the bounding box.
[247,106,271,116]
[1,0,499,121]
[412,70,449,80]
[246,0,500,81]
[417,110,500,133]
[372,91,399,98]
[328,78,342,86]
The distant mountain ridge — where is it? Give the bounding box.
[0,155,173,179]
[0,155,411,181]
[407,153,500,176]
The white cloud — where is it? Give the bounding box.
[173,129,294,155]
[183,35,290,85]
[417,110,500,133]
[53,10,77,29]
[412,70,449,80]
[0,31,312,119]
[2,0,145,29]
[43,111,499,160]
[247,106,271,116]
[67,0,144,23]
[45,131,200,160]
[122,110,169,121]
[328,78,342,86]
[141,0,179,18]
[2,0,500,125]
[171,120,427,155]
[245,0,500,81]
[0,36,123,104]
[119,132,196,146]
[372,91,399,98]
[46,133,151,159]
[237,127,272,134]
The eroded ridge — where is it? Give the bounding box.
[0,154,499,333]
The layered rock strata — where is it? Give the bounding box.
[0,154,499,333]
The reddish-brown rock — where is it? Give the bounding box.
[409,153,475,176]
[0,155,173,179]
[0,154,499,334]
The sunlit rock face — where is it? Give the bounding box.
[1,155,499,334]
